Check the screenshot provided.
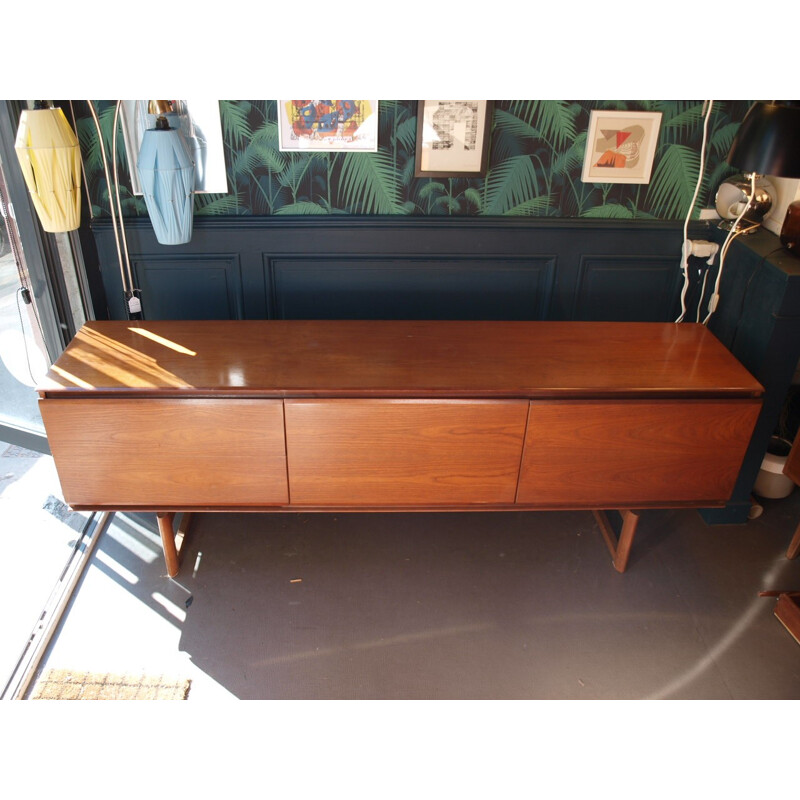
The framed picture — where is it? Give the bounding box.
[121,100,229,195]
[581,110,662,184]
[415,100,494,178]
[277,101,379,152]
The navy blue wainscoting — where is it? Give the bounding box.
[89,217,693,323]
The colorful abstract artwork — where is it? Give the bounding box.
[581,110,662,184]
[278,100,379,152]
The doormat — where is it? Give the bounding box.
[29,669,191,700]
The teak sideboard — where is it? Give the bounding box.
[37,320,763,575]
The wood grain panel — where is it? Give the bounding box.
[285,399,528,505]
[517,400,761,506]
[39,398,288,507]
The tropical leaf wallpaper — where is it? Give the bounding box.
[76,100,752,220]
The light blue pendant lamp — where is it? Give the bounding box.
[136,101,195,245]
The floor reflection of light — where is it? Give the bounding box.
[107,516,160,564]
[94,549,139,585]
[646,554,789,700]
[255,622,494,667]
[151,591,187,623]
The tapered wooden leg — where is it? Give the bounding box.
[788,521,800,560]
[156,512,195,577]
[593,509,641,573]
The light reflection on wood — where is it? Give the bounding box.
[49,364,94,389]
[128,327,197,356]
[52,328,193,389]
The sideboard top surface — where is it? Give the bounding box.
[38,320,763,399]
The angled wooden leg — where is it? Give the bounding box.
[787,521,800,560]
[774,592,800,645]
[157,512,194,577]
[175,512,194,556]
[593,509,641,573]
[157,513,180,577]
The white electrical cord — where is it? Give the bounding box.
[676,100,714,323]
[702,172,759,325]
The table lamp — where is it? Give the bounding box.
[715,101,800,234]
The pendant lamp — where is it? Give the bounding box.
[14,103,81,232]
[136,103,195,245]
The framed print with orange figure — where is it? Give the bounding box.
[581,110,662,184]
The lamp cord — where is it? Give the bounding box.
[86,101,131,298]
[0,179,26,289]
[69,100,93,223]
[702,172,758,325]
[676,100,714,323]
[15,287,42,385]
[111,101,134,296]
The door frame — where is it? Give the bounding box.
[0,101,82,453]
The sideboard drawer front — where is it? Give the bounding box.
[285,399,528,505]
[517,400,761,506]
[39,398,288,507]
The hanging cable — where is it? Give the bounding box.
[111,101,135,302]
[702,171,759,325]
[15,288,41,384]
[676,100,714,323]
[69,100,93,223]
[0,175,28,294]
[695,269,710,323]
[86,101,133,306]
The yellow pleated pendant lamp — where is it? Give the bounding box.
[14,104,82,232]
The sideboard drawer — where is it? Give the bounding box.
[39,398,289,508]
[517,400,761,507]
[285,399,528,505]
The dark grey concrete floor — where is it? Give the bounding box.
[36,489,800,700]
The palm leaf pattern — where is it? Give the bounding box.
[484,155,543,215]
[646,144,702,218]
[338,148,401,214]
[74,99,754,220]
